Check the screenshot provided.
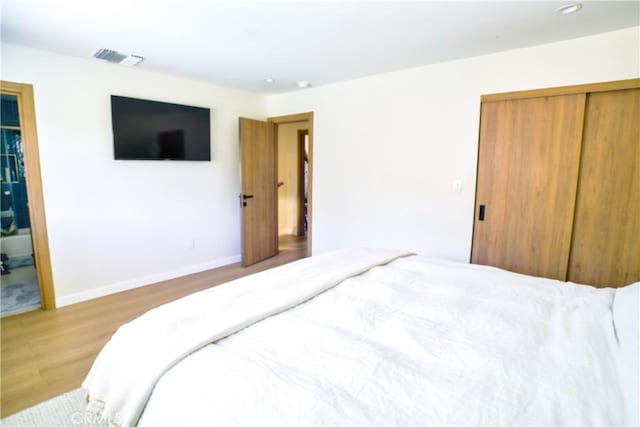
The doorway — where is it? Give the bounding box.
[239,112,313,266]
[271,113,312,259]
[276,122,309,255]
[0,81,55,314]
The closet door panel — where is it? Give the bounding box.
[568,88,640,287]
[472,94,585,280]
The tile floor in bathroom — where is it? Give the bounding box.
[1,263,41,316]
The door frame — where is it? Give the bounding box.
[1,80,56,309]
[269,112,314,257]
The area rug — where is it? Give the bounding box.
[0,388,107,427]
[1,281,40,315]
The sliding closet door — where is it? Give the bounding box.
[472,94,585,280]
[567,88,640,287]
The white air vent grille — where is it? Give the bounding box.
[120,55,144,67]
[92,49,144,67]
[93,48,128,63]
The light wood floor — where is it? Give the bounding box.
[0,236,307,417]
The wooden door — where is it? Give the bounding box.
[239,118,277,266]
[471,94,586,280]
[567,88,640,287]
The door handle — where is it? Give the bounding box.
[478,205,486,221]
[240,193,254,207]
[239,193,253,208]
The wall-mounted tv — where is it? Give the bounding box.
[111,95,211,161]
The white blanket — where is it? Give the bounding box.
[82,248,413,426]
[136,256,631,426]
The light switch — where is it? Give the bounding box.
[452,179,463,194]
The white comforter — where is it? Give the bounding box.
[134,255,633,426]
[83,248,413,426]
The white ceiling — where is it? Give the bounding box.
[1,1,638,93]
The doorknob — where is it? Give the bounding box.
[240,193,254,207]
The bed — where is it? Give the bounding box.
[83,248,639,426]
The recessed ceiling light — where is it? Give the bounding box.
[264,78,274,83]
[556,3,582,15]
[297,81,311,88]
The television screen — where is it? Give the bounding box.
[111,95,211,161]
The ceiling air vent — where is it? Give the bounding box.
[93,48,127,63]
[93,49,144,67]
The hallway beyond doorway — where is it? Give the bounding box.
[278,233,307,252]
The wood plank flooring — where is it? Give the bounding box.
[0,236,307,417]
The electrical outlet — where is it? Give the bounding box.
[185,239,195,250]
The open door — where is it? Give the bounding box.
[239,117,277,266]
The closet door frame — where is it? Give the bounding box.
[479,79,640,103]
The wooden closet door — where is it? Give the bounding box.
[567,88,640,287]
[472,94,586,280]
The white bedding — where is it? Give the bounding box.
[132,255,634,426]
[612,282,640,425]
[83,248,413,426]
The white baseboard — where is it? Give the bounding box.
[56,254,241,308]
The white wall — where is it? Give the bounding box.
[1,43,267,305]
[268,26,640,261]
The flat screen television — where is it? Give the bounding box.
[111,95,211,161]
